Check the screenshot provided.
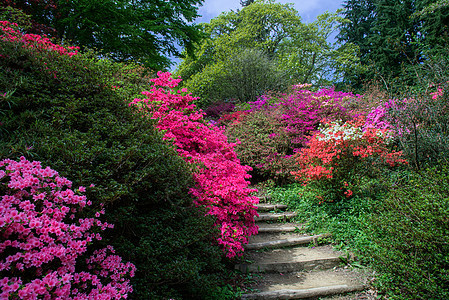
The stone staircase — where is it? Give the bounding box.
[236,200,372,299]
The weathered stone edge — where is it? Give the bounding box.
[256,204,288,212]
[245,234,329,250]
[257,225,300,233]
[241,284,366,299]
[236,256,341,273]
[255,212,297,221]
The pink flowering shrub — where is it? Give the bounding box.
[129,72,259,258]
[226,86,358,183]
[292,116,408,202]
[0,21,79,57]
[0,157,135,299]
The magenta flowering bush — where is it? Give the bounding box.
[129,72,259,258]
[279,87,356,146]
[0,157,135,299]
[364,105,391,130]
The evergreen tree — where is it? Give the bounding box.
[339,0,449,88]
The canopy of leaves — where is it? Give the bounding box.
[176,0,361,108]
[339,0,449,88]
[0,0,205,70]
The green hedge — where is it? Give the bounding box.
[0,36,230,299]
[366,167,449,299]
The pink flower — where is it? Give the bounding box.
[0,157,135,298]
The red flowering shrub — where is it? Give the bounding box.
[292,116,408,202]
[217,110,249,126]
[0,157,135,299]
[129,72,259,258]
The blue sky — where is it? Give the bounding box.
[196,0,345,24]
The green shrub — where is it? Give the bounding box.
[182,48,290,109]
[0,30,230,299]
[226,108,296,185]
[366,166,449,299]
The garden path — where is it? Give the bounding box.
[236,196,376,299]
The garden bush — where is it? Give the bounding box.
[0,21,232,299]
[353,81,449,170]
[226,106,295,184]
[366,166,449,299]
[226,86,357,184]
[292,116,408,202]
[130,72,259,258]
[0,157,135,299]
[388,85,449,170]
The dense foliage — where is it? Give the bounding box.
[339,0,449,88]
[367,167,449,299]
[3,0,449,298]
[292,116,408,201]
[0,0,204,69]
[263,79,449,299]
[130,72,259,258]
[0,21,235,299]
[225,86,357,184]
[176,0,360,108]
[0,157,135,299]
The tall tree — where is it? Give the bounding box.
[176,0,361,107]
[414,0,449,56]
[339,0,449,87]
[369,0,421,79]
[0,0,204,70]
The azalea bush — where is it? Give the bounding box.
[388,87,449,169]
[226,86,357,184]
[217,110,249,127]
[361,81,449,170]
[292,116,408,202]
[279,86,356,146]
[0,157,135,299]
[0,20,78,57]
[204,101,236,120]
[130,72,259,258]
[226,107,295,184]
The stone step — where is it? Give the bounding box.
[256,203,288,212]
[246,234,329,250]
[241,268,368,299]
[236,245,342,273]
[256,212,297,222]
[257,223,304,233]
[242,285,365,299]
[242,268,369,299]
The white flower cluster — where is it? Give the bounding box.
[316,121,363,142]
[316,120,393,143]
